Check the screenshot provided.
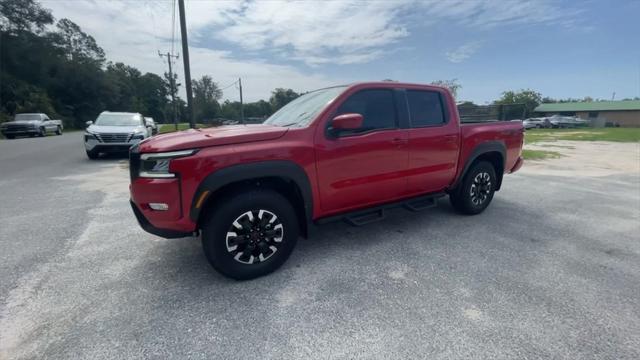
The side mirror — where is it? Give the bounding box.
[85,121,93,126]
[330,113,363,134]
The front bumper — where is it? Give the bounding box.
[130,200,194,238]
[2,129,39,136]
[129,147,198,238]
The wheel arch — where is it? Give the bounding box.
[191,160,313,238]
[453,141,506,191]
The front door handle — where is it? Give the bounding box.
[391,138,408,145]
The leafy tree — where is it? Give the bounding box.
[50,18,105,64]
[244,100,272,119]
[220,100,240,120]
[0,0,53,34]
[493,89,542,118]
[136,73,169,123]
[193,75,222,122]
[269,88,299,111]
[431,79,461,98]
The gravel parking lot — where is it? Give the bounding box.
[1,134,639,359]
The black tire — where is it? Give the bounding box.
[55,126,62,135]
[39,127,46,137]
[201,189,299,280]
[6,135,15,139]
[86,149,99,159]
[449,161,497,215]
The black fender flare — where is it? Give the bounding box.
[452,141,506,190]
[189,160,314,226]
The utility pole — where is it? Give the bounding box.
[178,0,195,129]
[158,51,179,130]
[239,78,245,124]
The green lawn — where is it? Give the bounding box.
[522,149,562,160]
[525,128,640,144]
[158,123,208,134]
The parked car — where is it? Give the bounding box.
[84,112,152,159]
[1,113,63,139]
[523,118,550,129]
[129,82,525,280]
[547,115,589,128]
[144,117,158,135]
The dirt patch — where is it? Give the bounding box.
[522,141,640,177]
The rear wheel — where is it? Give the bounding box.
[86,149,99,159]
[201,189,299,280]
[5,135,15,139]
[39,127,46,137]
[450,161,496,215]
[55,126,62,135]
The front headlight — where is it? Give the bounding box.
[139,149,198,178]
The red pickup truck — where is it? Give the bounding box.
[129,82,524,279]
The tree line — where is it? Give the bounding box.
[0,0,299,128]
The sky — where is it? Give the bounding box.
[41,0,640,104]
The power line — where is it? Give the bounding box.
[219,79,239,91]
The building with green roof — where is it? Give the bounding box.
[534,100,640,127]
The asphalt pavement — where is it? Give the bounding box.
[1,133,639,359]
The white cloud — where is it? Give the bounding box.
[419,0,582,29]
[40,0,338,101]
[38,0,584,99]
[212,0,412,65]
[445,41,483,63]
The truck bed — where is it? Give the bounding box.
[459,120,524,174]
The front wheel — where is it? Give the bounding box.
[201,189,299,280]
[449,161,497,215]
[55,126,62,135]
[39,127,46,137]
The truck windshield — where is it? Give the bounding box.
[264,86,346,127]
[95,113,143,126]
[14,114,41,121]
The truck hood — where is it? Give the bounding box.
[138,124,289,152]
[87,124,146,134]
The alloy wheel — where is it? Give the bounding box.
[225,209,284,265]
[470,172,492,206]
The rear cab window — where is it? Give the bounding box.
[406,90,446,127]
[335,89,397,134]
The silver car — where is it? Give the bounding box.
[84,112,152,159]
[144,117,158,135]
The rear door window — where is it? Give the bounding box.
[335,89,397,132]
[406,90,445,127]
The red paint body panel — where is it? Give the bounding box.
[130,82,524,236]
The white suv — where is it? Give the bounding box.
[84,112,151,159]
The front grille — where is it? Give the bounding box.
[6,124,32,132]
[97,133,131,143]
[129,145,140,180]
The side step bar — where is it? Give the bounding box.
[316,193,445,227]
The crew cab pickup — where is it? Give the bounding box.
[129,82,524,279]
[1,113,63,138]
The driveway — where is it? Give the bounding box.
[1,135,639,359]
